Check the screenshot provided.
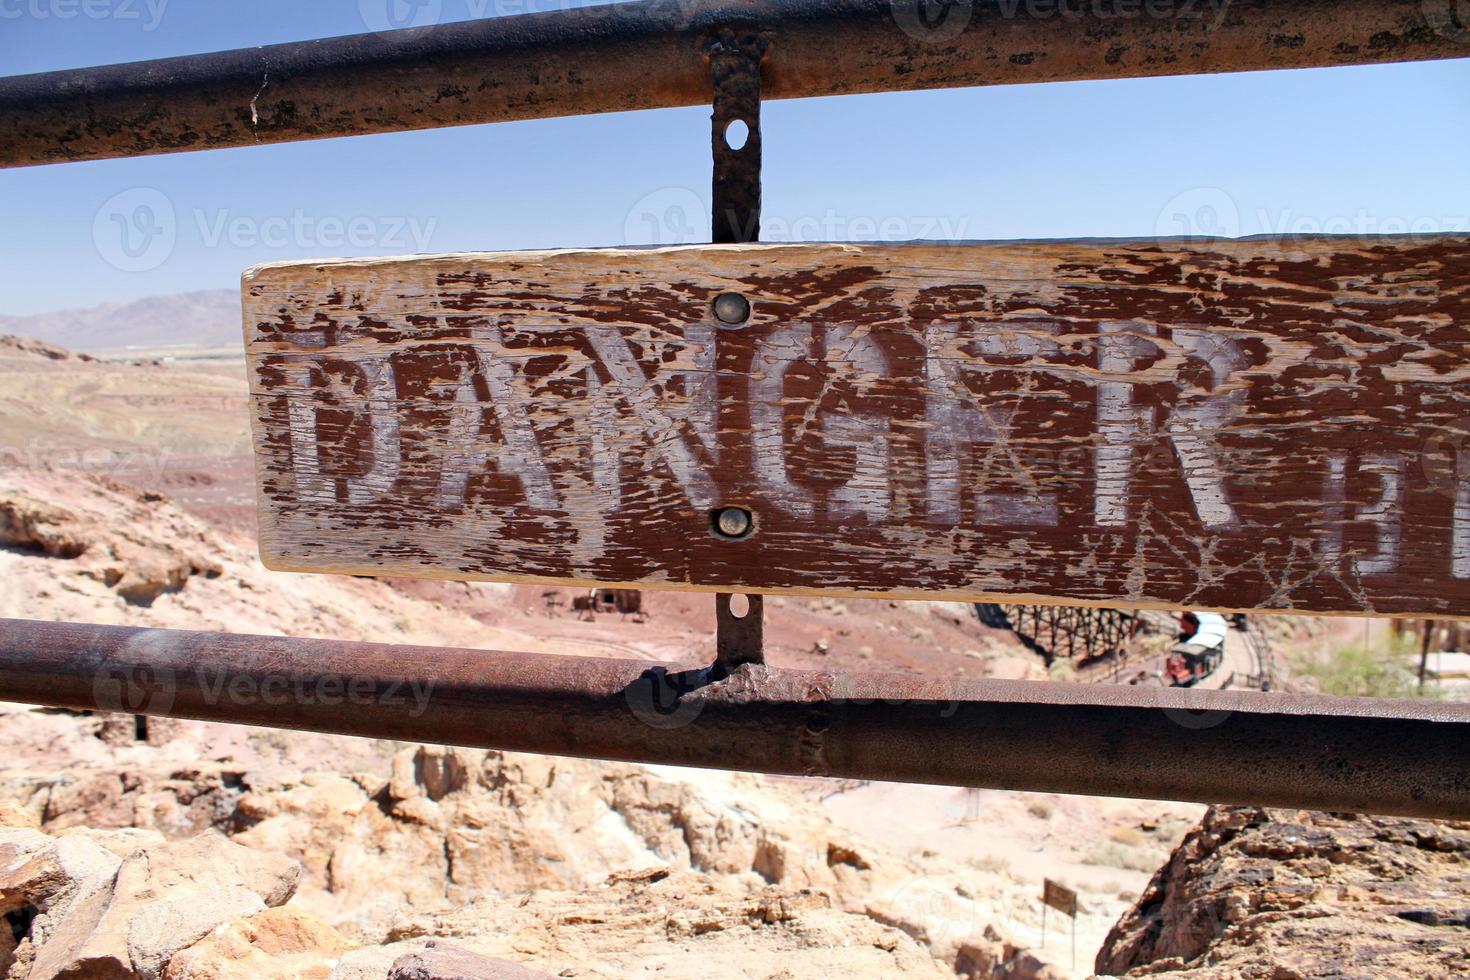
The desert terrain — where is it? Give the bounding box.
[0,329,1466,979]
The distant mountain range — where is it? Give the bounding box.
[0,290,240,354]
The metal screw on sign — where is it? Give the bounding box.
[713,507,753,540]
[712,291,751,326]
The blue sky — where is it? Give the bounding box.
[2,0,1469,315]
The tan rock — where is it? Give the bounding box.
[389,747,476,804]
[954,935,1064,980]
[382,870,953,979]
[329,942,427,980]
[0,494,89,559]
[39,764,249,840]
[29,830,301,980]
[0,732,1073,980]
[42,771,132,831]
[388,940,555,979]
[58,826,168,859]
[0,473,224,607]
[0,799,40,830]
[163,906,355,980]
[0,829,122,977]
[0,827,57,887]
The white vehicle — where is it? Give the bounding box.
[1167,611,1228,686]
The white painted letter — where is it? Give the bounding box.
[1095,322,1158,527]
[287,355,401,505]
[586,324,718,509]
[1354,453,1403,576]
[437,335,561,512]
[751,322,815,520]
[824,324,892,523]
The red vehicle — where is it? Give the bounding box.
[1165,612,1228,687]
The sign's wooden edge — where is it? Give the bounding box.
[238,233,1470,283]
[246,551,1470,621]
[239,233,1470,280]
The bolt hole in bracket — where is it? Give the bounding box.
[716,593,765,670]
[708,29,765,245]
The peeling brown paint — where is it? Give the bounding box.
[244,237,1470,617]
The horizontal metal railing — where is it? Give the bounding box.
[3,619,1468,817]
[1,0,1463,168]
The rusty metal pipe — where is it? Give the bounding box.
[1,0,1464,168]
[1,618,1466,818]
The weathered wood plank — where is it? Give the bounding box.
[242,237,1470,616]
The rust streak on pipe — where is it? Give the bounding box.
[1,0,1465,167]
[0,619,1466,818]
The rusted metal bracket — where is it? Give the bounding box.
[708,32,765,665]
[715,594,764,669]
[708,29,765,245]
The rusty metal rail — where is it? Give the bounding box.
[1,0,1463,168]
[2,619,1466,818]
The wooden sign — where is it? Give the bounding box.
[1041,877,1079,969]
[1042,878,1078,919]
[242,237,1470,616]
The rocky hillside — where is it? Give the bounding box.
[1096,806,1470,978]
[0,706,1062,979]
[0,335,96,363]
